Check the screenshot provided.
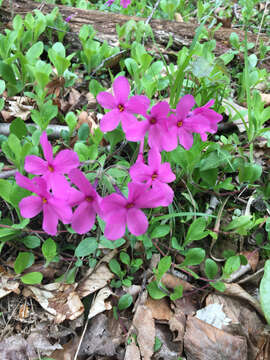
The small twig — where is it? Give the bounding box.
[255,1,269,47]
[0,123,69,137]
[145,0,162,25]
[0,169,17,179]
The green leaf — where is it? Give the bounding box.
[10,118,27,140]
[22,236,41,249]
[150,225,170,239]
[14,252,35,274]
[180,248,205,267]
[21,272,43,284]
[170,284,183,301]
[223,255,241,277]
[42,238,57,263]
[205,258,218,279]
[75,238,98,257]
[118,293,133,310]
[78,123,90,141]
[239,163,262,183]
[120,252,130,266]
[65,112,77,134]
[210,281,226,292]
[154,337,162,352]
[26,41,44,62]
[224,215,252,231]
[260,260,270,325]
[147,281,167,300]
[0,79,5,94]
[184,217,209,246]
[0,179,12,203]
[109,258,122,277]
[157,256,171,280]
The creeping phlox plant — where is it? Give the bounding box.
[106,0,131,8]
[16,76,222,240]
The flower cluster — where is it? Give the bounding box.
[106,0,131,8]
[97,76,222,151]
[16,76,222,240]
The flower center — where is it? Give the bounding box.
[42,197,47,204]
[151,173,158,181]
[126,202,134,209]
[150,117,157,125]
[48,165,54,172]
[86,196,93,202]
[118,104,125,112]
[177,120,183,128]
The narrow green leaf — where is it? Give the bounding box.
[21,272,43,284]
[14,252,35,274]
[260,260,270,325]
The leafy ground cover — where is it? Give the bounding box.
[0,0,270,359]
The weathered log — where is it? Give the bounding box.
[1,0,269,62]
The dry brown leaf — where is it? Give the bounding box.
[145,296,172,321]
[0,334,37,360]
[184,315,248,360]
[88,286,112,320]
[242,250,259,272]
[0,265,20,299]
[223,283,264,317]
[169,309,186,345]
[1,96,33,121]
[50,336,81,360]
[27,331,62,356]
[161,273,194,291]
[222,99,248,133]
[133,305,155,360]
[23,283,84,323]
[124,338,141,360]
[77,263,114,298]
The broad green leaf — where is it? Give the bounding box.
[223,255,241,277]
[184,217,209,246]
[21,272,43,284]
[170,284,183,301]
[118,293,133,310]
[14,252,35,274]
[75,238,98,257]
[10,118,27,139]
[180,248,205,267]
[22,236,41,249]
[205,258,218,279]
[157,256,171,280]
[260,260,270,325]
[109,259,122,277]
[42,238,57,263]
[120,252,130,266]
[147,281,167,300]
[224,215,252,231]
[150,225,170,239]
[210,281,226,292]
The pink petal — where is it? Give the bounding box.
[150,101,170,118]
[148,124,165,151]
[113,76,130,105]
[161,127,178,152]
[120,112,139,133]
[178,128,194,150]
[127,182,148,203]
[69,168,91,195]
[48,197,72,224]
[129,162,152,182]
[126,95,150,116]
[16,172,38,194]
[68,186,84,207]
[34,177,49,197]
[24,155,48,175]
[97,91,116,109]
[101,193,127,217]
[19,196,42,218]
[152,182,174,206]
[125,120,149,142]
[42,203,58,235]
[40,132,53,163]
[104,210,127,240]
[120,0,131,7]
[159,163,176,183]
[176,95,195,120]
[54,150,79,173]
[135,186,165,208]
[127,208,148,236]
[46,173,71,197]
[71,202,96,234]
[100,109,121,132]
[148,148,161,171]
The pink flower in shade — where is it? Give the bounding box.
[166,95,222,151]
[129,148,175,206]
[120,0,131,6]
[96,76,150,134]
[125,101,172,151]
[24,132,79,194]
[15,173,72,236]
[68,168,101,234]
[100,182,164,240]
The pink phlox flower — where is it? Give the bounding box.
[125,101,172,151]
[15,173,72,236]
[106,0,115,5]
[120,0,131,7]
[100,182,164,240]
[97,76,150,134]
[167,95,222,150]
[24,132,79,194]
[189,99,223,141]
[68,168,101,234]
[129,148,175,206]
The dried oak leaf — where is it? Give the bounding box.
[0,265,20,299]
[145,296,173,321]
[184,315,248,360]
[88,286,112,320]
[133,305,155,360]
[124,337,141,360]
